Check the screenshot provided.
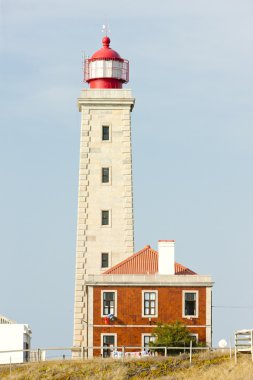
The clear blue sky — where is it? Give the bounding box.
[1,0,253,348]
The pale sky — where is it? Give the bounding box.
[1,0,253,348]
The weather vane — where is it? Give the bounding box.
[102,24,110,36]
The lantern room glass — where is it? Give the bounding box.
[85,59,129,82]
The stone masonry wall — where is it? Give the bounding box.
[73,90,135,349]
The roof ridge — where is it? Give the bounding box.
[175,261,197,275]
[104,245,156,274]
[103,245,197,275]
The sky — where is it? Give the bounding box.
[1,0,253,349]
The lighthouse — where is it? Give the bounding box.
[73,36,135,349]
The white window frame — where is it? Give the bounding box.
[101,290,117,317]
[142,290,158,318]
[182,290,199,318]
[189,333,198,343]
[141,333,156,348]
[101,333,117,356]
[101,124,111,142]
[101,209,111,228]
[101,166,111,185]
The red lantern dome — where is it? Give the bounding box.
[84,37,129,89]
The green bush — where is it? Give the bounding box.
[149,320,195,354]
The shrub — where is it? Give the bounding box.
[150,320,195,354]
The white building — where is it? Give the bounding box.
[0,315,15,324]
[0,316,32,364]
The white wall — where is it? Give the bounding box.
[158,240,175,275]
[0,324,31,364]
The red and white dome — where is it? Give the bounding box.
[84,37,129,89]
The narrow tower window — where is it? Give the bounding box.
[102,126,110,141]
[101,253,109,268]
[102,168,110,183]
[101,210,109,226]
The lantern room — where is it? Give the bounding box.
[84,37,129,89]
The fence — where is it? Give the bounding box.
[0,344,234,366]
[235,329,253,363]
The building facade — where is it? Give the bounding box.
[84,241,213,357]
[73,37,213,355]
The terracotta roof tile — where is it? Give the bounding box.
[104,245,196,275]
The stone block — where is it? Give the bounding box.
[79,202,88,208]
[76,269,85,275]
[79,169,89,175]
[79,174,88,180]
[79,186,87,192]
[75,279,85,286]
[76,262,84,269]
[78,219,87,225]
[79,163,88,169]
[86,235,96,241]
[75,301,84,308]
[79,191,89,197]
[73,334,83,341]
[75,296,84,303]
[75,285,84,291]
[74,307,83,314]
[76,248,85,254]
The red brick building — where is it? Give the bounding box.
[84,241,213,357]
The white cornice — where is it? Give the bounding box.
[78,89,135,111]
[85,274,213,287]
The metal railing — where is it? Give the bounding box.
[235,330,253,363]
[0,344,234,366]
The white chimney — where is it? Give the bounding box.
[158,240,175,275]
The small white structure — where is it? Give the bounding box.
[235,329,253,363]
[158,240,175,275]
[0,315,15,324]
[0,316,32,364]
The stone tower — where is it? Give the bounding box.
[73,36,135,349]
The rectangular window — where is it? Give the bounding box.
[189,334,198,344]
[142,291,158,317]
[183,291,198,317]
[102,126,110,141]
[102,168,110,183]
[101,210,109,226]
[101,334,117,358]
[102,292,115,315]
[101,253,109,268]
[143,335,155,349]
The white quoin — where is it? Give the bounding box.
[158,240,175,275]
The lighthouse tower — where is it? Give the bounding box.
[73,37,135,349]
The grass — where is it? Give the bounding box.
[0,352,252,379]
